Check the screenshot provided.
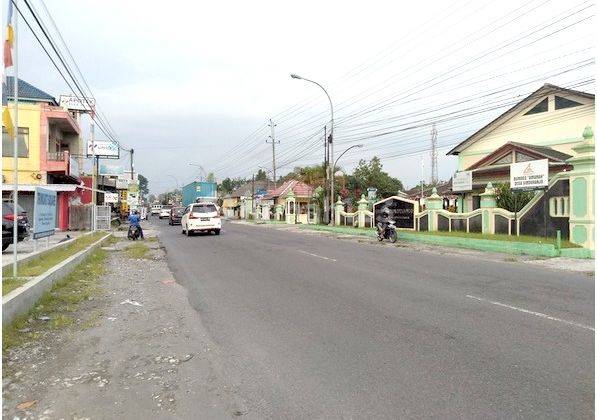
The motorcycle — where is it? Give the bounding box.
[128,225,140,241]
[377,220,397,243]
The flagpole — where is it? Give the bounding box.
[12,0,19,278]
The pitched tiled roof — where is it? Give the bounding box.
[263,179,314,199]
[4,77,57,105]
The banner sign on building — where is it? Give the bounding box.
[127,192,139,206]
[510,159,548,190]
[452,170,472,192]
[104,193,119,203]
[59,94,96,111]
[33,187,57,239]
[87,140,120,159]
[99,163,124,176]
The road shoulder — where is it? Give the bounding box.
[2,235,243,419]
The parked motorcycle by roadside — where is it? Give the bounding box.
[377,220,397,243]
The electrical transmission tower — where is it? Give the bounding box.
[430,123,438,185]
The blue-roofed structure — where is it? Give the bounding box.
[4,77,57,105]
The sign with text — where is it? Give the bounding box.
[87,140,120,159]
[116,179,129,189]
[367,187,377,201]
[59,94,95,111]
[510,159,548,190]
[33,187,57,239]
[452,170,472,192]
[104,193,119,204]
[99,163,124,176]
[373,197,417,229]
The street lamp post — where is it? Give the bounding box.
[290,73,334,224]
[332,145,364,223]
[188,163,207,181]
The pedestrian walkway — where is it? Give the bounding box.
[1,230,89,267]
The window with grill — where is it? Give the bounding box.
[554,96,582,110]
[524,98,548,115]
[515,151,535,162]
[2,127,29,157]
[491,152,513,165]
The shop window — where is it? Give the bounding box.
[2,127,29,157]
[524,98,548,115]
[549,196,569,217]
[555,96,582,110]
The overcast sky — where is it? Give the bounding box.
[11,0,595,193]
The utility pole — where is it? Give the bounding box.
[11,3,19,277]
[266,118,279,188]
[430,123,438,185]
[323,125,329,224]
[420,156,424,202]
[251,173,255,215]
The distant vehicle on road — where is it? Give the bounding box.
[169,207,184,225]
[2,201,29,251]
[159,205,172,219]
[150,204,162,216]
[181,202,221,236]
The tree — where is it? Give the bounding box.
[148,193,156,204]
[138,174,149,198]
[350,156,403,200]
[280,164,326,186]
[218,177,247,194]
[255,169,267,181]
[206,172,215,183]
[495,183,535,212]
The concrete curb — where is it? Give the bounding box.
[2,232,112,326]
[2,231,96,269]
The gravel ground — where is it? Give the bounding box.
[2,238,244,419]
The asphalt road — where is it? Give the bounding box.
[156,219,594,419]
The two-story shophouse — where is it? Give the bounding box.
[2,77,84,230]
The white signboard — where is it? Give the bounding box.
[104,193,119,203]
[87,140,119,158]
[33,187,57,239]
[510,159,549,190]
[116,179,129,189]
[59,94,96,111]
[452,170,472,192]
[127,192,139,206]
[99,163,124,176]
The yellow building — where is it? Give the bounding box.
[2,77,82,229]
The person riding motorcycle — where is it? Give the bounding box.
[377,208,391,235]
[128,210,144,239]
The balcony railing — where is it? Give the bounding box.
[46,150,79,178]
[47,151,68,161]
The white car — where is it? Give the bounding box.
[159,206,172,219]
[181,202,221,236]
[150,204,162,216]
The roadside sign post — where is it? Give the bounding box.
[510,159,549,237]
[33,187,57,242]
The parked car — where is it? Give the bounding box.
[181,202,221,236]
[159,205,172,219]
[2,201,29,251]
[169,207,184,225]
[150,204,162,216]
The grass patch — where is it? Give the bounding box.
[3,232,109,278]
[124,242,152,259]
[403,230,580,248]
[145,237,158,242]
[2,249,107,352]
[2,278,30,296]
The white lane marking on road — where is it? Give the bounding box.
[297,250,337,262]
[466,295,595,332]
